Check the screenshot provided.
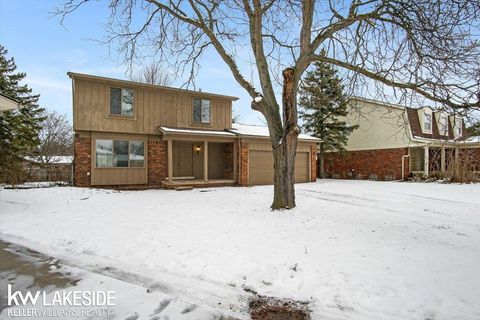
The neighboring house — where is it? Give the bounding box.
[24,156,73,182]
[0,93,20,113]
[324,97,480,180]
[69,72,319,188]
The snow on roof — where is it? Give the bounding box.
[25,156,73,164]
[229,123,320,141]
[159,126,237,137]
[466,136,480,143]
[159,124,320,141]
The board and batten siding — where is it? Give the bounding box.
[73,78,233,134]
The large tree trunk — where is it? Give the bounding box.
[271,68,300,210]
[319,144,324,179]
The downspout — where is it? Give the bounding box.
[402,154,410,181]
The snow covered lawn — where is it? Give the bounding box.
[1,180,480,319]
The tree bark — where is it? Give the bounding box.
[319,144,324,179]
[271,68,300,210]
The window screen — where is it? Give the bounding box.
[95,139,144,168]
[110,87,134,117]
[193,98,210,124]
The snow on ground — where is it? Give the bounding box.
[1,180,480,320]
[1,259,220,320]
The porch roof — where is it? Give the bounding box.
[411,135,480,147]
[227,123,321,142]
[159,123,321,142]
[159,126,237,138]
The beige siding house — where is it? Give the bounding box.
[325,97,480,180]
[0,93,20,113]
[70,72,319,188]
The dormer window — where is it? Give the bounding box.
[110,87,134,117]
[455,118,462,136]
[193,98,210,124]
[424,113,432,131]
[439,114,448,135]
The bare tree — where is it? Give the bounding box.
[131,61,173,86]
[32,110,73,165]
[232,106,241,124]
[56,0,480,209]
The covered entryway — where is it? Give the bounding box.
[170,140,235,182]
[248,148,310,185]
[159,126,238,188]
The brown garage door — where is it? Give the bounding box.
[295,152,309,183]
[249,150,309,185]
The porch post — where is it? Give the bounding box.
[441,147,446,173]
[167,139,173,181]
[203,141,208,182]
[454,147,460,174]
[233,141,238,182]
[423,146,429,177]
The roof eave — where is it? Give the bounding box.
[67,72,239,101]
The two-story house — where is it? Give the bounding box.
[324,97,480,180]
[69,72,319,188]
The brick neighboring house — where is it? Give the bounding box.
[324,97,480,180]
[69,72,319,189]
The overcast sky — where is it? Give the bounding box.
[2,1,477,127]
[0,0,261,125]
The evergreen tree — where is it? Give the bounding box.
[0,45,45,184]
[466,120,480,137]
[299,60,358,178]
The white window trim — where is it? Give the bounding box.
[423,112,432,133]
[439,115,448,135]
[455,118,462,136]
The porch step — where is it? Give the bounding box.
[174,186,194,191]
[172,176,196,180]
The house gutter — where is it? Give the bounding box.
[401,154,410,181]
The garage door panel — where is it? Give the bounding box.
[294,152,309,183]
[249,150,309,185]
[249,150,274,185]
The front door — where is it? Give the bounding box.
[173,141,193,177]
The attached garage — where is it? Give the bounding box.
[248,143,312,185]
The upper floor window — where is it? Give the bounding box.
[193,98,210,124]
[424,113,432,131]
[439,115,448,135]
[95,139,144,168]
[455,118,462,136]
[110,87,134,117]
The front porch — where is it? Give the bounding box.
[162,178,236,189]
[159,127,239,188]
[410,146,460,177]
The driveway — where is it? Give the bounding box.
[0,240,244,319]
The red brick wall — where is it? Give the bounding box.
[324,148,409,180]
[239,141,249,186]
[148,140,167,186]
[73,135,91,187]
[459,147,480,172]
